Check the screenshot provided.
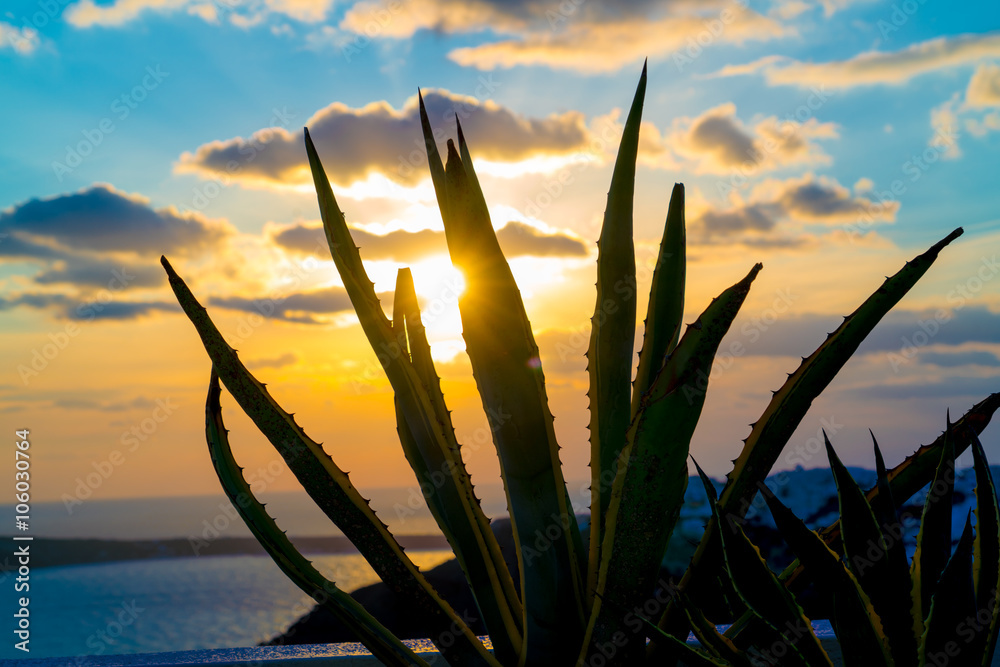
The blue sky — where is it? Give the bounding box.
[2,0,1000,505]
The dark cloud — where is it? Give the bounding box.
[209,287,360,324]
[33,258,165,289]
[853,375,1000,401]
[920,351,1000,368]
[0,292,179,320]
[495,221,587,257]
[719,307,1000,359]
[177,90,590,188]
[0,184,231,256]
[272,220,585,261]
[699,205,775,234]
[695,174,898,235]
[688,113,757,167]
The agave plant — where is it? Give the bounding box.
[681,419,1000,667]
[161,64,999,666]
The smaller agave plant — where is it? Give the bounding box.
[678,421,1000,667]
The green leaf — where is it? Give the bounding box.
[422,114,587,664]
[391,268,523,664]
[698,463,828,667]
[920,514,976,666]
[912,414,956,630]
[970,434,1000,664]
[762,458,893,666]
[586,62,645,603]
[653,228,965,648]
[826,432,914,664]
[630,182,685,411]
[581,263,761,666]
[678,592,755,667]
[778,393,1000,589]
[204,370,431,667]
[161,256,498,667]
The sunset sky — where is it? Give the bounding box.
[2,0,999,515]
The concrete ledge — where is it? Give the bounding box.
[0,624,844,666]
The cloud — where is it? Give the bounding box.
[337,0,788,74]
[0,184,232,257]
[495,221,587,257]
[929,94,963,160]
[853,374,1000,401]
[248,352,299,369]
[654,103,838,174]
[722,307,1000,358]
[0,292,180,320]
[176,90,591,189]
[209,287,358,324]
[449,8,788,74]
[65,0,333,27]
[966,62,1000,108]
[0,22,41,55]
[920,351,1000,368]
[699,205,775,234]
[695,173,898,235]
[715,31,1000,88]
[271,220,586,262]
[32,258,165,289]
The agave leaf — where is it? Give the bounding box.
[654,227,964,645]
[697,463,828,667]
[971,434,1000,664]
[204,370,430,667]
[629,182,686,411]
[418,90,449,219]
[912,415,956,631]
[920,514,977,666]
[761,468,893,666]
[581,263,761,665]
[161,257,497,667]
[586,61,645,601]
[678,592,755,667]
[612,597,731,667]
[425,123,586,661]
[871,433,911,582]
[391,268,523,663]
[779,393,1000,589]
[826,432,914,664]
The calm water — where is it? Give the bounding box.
[1,551,453,661]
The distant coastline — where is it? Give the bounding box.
[0,534,451,570]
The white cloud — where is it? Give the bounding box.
[65,0,333,27]
[0,22,41,55]
[338,0,789,74]
[965,62,1000,108]
[714,31,1000,88]
[640,103,838,175]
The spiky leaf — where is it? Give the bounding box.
[586,62,645,602]
[204,370,430,667]
[920,514,976,666]
[161,257,497,667]
[912,415,956,630]
[971,434,1000,664]
[654,228,964,647]
[581,263,761,665]
[420,115,586,663]
[391,268,522,663]
[826,432,914,664]
[762,467,893,666]
[698,464,829,667]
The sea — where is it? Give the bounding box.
[0,467,986,661]
[0,484,584,662]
